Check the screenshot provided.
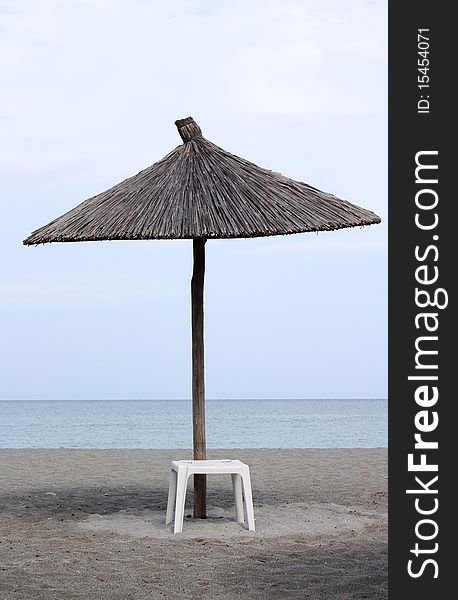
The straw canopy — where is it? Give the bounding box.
[23,116,381,521]
[23,117,380,246]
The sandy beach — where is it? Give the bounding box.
[0,449,387,599]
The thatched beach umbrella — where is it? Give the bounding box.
[24,117,380,519]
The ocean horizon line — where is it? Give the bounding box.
[0,397,387,403]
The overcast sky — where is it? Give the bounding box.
[0,0,387,400]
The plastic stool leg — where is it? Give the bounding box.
[166,469,177,525]
[241,468,255,531]
[174,466,188,534]
[231,473,244,523]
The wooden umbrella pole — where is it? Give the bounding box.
[191,237,207,518]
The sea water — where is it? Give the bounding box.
[0,399,386,448]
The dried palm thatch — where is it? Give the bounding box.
[23,117,380,245]
[22,116,381,522]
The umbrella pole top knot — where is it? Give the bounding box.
[175,117,203,142]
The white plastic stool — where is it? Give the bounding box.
[165,459,255,534]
